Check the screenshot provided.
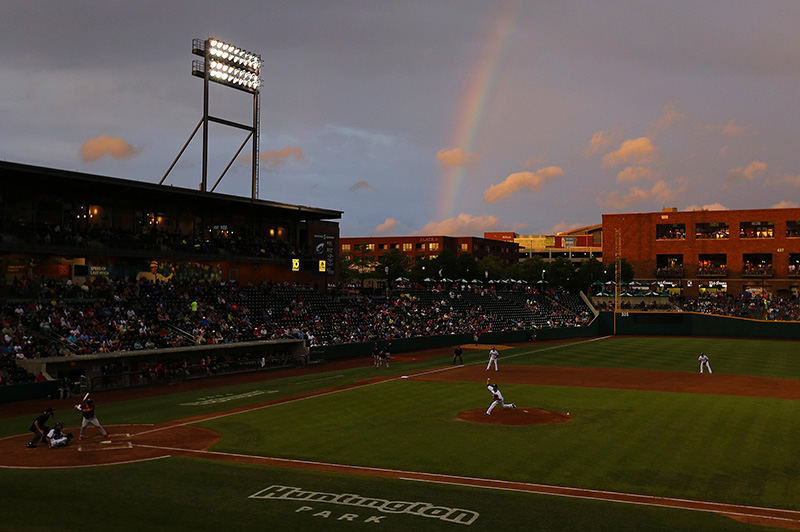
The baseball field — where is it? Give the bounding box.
[1,335,799,531]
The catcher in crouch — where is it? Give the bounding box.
[75,397,110,440]
[485,379,516,416]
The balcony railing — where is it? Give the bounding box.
[696,266,728,278]
[741,267,775,278]
[787,268,800,278]
[655,267,685,278]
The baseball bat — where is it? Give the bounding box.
[75,392,90,411]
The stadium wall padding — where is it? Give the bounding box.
[0,380,58,403]
[598,311,800,338]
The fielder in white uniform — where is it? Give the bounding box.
[485,380,515,415]
[698,353,712,374]
[486,347,499,371]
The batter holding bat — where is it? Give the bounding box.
[75,394,110,440]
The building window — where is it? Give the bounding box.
[697,254,727,277]
[740,221,774,238]
[787,221,800,238]
[788,254,800,276]
[695,222,729,239]
[366,243,376,251]
[429,242,439,251]
[743,253,774,276]
[656,255,684,277]
[390,243,399,250]
[460,243,468,251]
[656,223,686,240]
[416,243,425,250]
[402,243,413,251]
[341,244,351,252]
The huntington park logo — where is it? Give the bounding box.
[249,485,479,525]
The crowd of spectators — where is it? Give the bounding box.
[0,277,594,384]
[4,221,300,261]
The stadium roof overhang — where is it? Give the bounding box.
[0,160,342,222]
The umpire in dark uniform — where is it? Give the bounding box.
[27,407,54,448]
[453,346,463,365]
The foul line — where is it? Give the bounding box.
[0,454,170,470]
[134,443,800,525]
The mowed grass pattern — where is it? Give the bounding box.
[511,336,800,379]
[202,336,800,510]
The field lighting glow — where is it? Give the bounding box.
[192,37,262,94]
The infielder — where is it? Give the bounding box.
[485,379,515,415]
[486,346,499,371]
[75,397,109,440]
[698,353,712,374]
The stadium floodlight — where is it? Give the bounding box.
[162,37,262,199]
[191,37,262,94]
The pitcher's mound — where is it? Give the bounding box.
[458,408,571,425]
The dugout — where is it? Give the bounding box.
[15,338,310,396]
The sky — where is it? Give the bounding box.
[2,0,800,237]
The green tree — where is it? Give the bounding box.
[545,257,577,289]
[478,254,506,280]
[409,256,433,282]
[509,256,547,283]
[574,258,607,293]
[604,258,635,283]
[433,249,460,279]
[456,253,480,280]
[377,248,411,281]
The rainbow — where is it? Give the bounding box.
[437,0,519,219]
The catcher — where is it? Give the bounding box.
[47,422,74,448]
[485,378,516,416]
[75,396,110,440]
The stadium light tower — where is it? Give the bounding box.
[161,37,263,198]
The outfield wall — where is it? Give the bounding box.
[598,311,800,338]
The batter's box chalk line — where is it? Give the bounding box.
[77,442,133,452]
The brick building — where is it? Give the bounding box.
[340,235,519,267]
[602,207,800,297]
[485,226,603,262]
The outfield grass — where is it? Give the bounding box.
[0,457,776,532]
[201,379,800,510]
[1,335,798,531]
[513,336,800,379]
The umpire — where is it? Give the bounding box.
[453,346,464,365]
[27,407,54,448]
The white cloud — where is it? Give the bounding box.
[598,179,687,209]
[436,147,479,168]
[349,180,374,191]
[616,166,656,183]
[685,203,728,211]
[727,160,766,181]
[483,166,564,203]
[772,200,799,209]
[80,135,141,162]
[584,130,619,157]
[416,213,502,236]
[374,218,399,235]
[602,137,656,167]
